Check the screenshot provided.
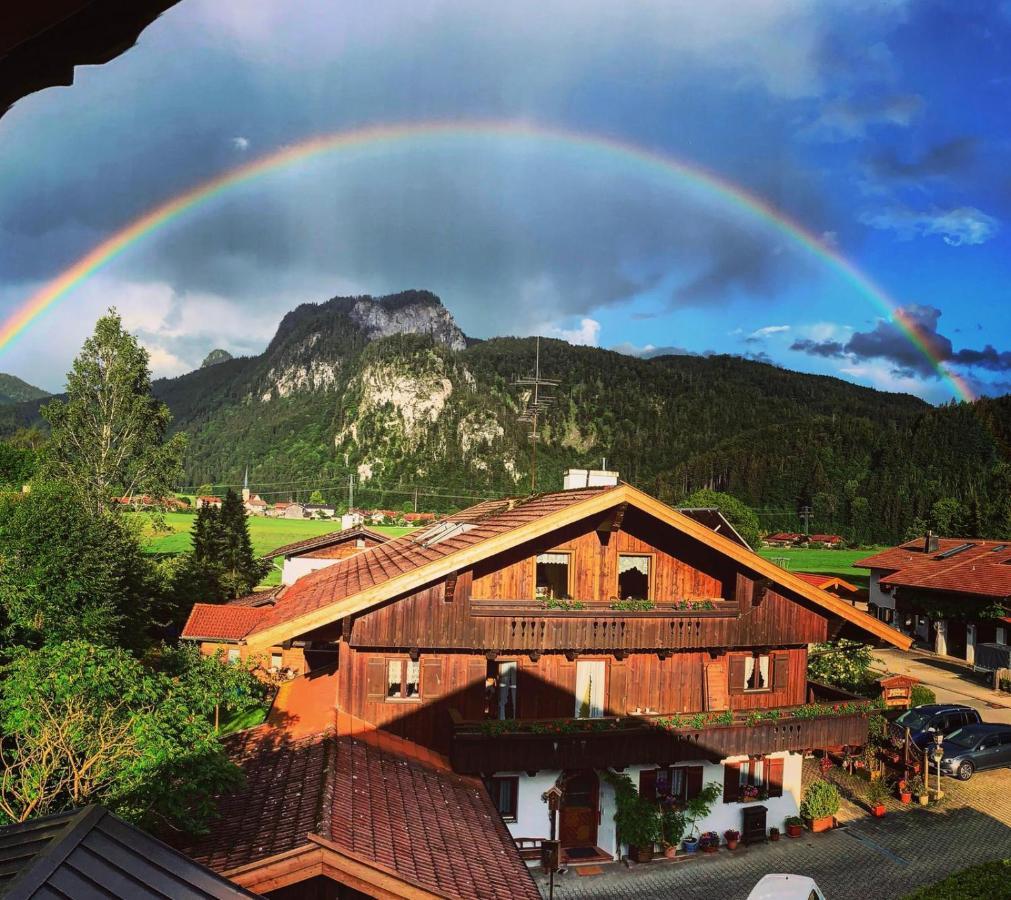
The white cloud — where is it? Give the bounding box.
[800,321,852,342]
[543,317,601,347]
[749,324,791,339]
[860,206,999,246]
[232,136,250,151]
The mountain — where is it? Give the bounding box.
[200,349,233,368]
[0,373,49,405]
[3,288,1011,543]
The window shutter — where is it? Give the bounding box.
[638,769,658,800]
[685,765,703,800]
[421,658,444,698]
[366,658,387,702]
[772,653,790,692]
[609,662,628,715]
[723,762,740,803]
[766,756,784,797]
[728,656,746,695]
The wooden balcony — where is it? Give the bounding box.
[449,687,876,774]
[469,599,740,618]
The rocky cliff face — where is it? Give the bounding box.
[347,293,466,351]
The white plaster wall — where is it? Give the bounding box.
[498,752,802,862]
[868,571,894,613]
[281,556,342,585]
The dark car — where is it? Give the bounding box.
[889,704,982,750]
[939,724,1011,780]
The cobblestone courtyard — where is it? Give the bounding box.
[534,760,1011,899]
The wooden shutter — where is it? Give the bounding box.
[609,661,628,715]
[728,656,746,696]
[723,762,740,803]
[421,658,444,698]
[685,765,704,801]
[766,756,784,798]
[772,653,790,693]
[366,657,387,702]
[639,768,658,800]
[460,657,489,719]
[704,660,728,711]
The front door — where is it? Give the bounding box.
[558,771,599,848]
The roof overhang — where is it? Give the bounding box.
[245,483,912,651]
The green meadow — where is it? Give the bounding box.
[755,546,882,589]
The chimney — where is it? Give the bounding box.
[563,468,619,490]
[925,530,940,554]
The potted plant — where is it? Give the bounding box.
[799,779,840,833]
[660,804,685,859]
[907,774,928,806]
[607,773,661,863]
[681,781,723,853]
[699,831,720,853]
[867,777,889,817]
[785,816,803,838]
[769,826,781,842]
[724,829,741,850]
[897,779,912,805]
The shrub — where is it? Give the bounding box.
[867,777,891,807]
[785,815,803,827]
[910,685,937,707]
[800,779,840,820]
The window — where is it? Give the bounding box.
[617,554,651,600]
[744,654,770,692]
[270,652,283,670]
[575,660,606,718]
[724,756,784,803]
[487,660,517,720]
[386,659,421,700]
[487,776,518,821]
[535,552,571,599]
[227,648,240,663]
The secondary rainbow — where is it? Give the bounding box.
[2,120,974,400]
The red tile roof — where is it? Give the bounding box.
[766,532,802,542]
[181,604,267,641]
[809,534,844,544]
[856,538,1011,599]
[793,572,859,593]
[264,526,389,560]
[179,726,539,900]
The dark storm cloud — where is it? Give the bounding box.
[792,304,1011,379]
[868,137,977,181]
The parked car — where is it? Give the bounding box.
[939,724,1011,781]
[747,874,826,900]
[889,704,982,750]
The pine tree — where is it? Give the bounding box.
[217,489,269,598]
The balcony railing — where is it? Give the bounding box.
[449,688,879,774]
[469,598,740,618]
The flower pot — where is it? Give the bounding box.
[871,804,886,818]
[726,839,739,850]
[918,794,929,806]
[769,831,781,842]
[664,845,678,859]
[629,845,653,863]
[807,816,834,833]
[900,792,912,805]
[786,824,803,838]
[682,838,699,854]
[701,845,718,854]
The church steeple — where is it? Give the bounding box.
[242,465,250,502]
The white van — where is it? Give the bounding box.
[746,874,826,900]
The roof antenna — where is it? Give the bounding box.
[514,336,559,493]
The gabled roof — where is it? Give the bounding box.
[793,572,859,593]
[810,534,845,544]
[766,532,802,542]
[677,507,751,549]
[0,805,255,899]
[263,525,389,560]
[857,538,1011,599]
[178,724,540,900]
[195,483,910,651]
[182,604,268,642]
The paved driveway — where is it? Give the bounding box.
[534,761,1011,899]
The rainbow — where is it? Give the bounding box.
[2,120,974,400]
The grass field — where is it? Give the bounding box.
[755,546,882,589]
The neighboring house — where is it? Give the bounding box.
[764,532,802,547]
[263,526,390,586]
[340,510,365,530]
[196,495,222,509]
[404,511,437,525]
[241,487,269,516]
[182,473,909,891]
[0,805,256,899]
[809,534,845,548]
[114,494,186,510]
[268,501,293,517]
[303,503,336,518]
[858,535,1011,664]
[793,572,862,605]
[280,502,308,519]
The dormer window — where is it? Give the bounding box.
[618,554,651,600]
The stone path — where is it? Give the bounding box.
[534,759,1011,899]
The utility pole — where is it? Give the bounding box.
[348,473,355,510]
[413,487,418,512]
[514,337,559,493]
[800,505,813,535]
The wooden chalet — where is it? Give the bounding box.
[184,476,909,890]
[764,532,802,547]
[859,535,1011,663]
[265,526,389,586]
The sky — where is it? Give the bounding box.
[1,0,1010,403]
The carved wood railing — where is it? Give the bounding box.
[469,599,739,618]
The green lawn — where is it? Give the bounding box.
[755,546,884,590]
[904,858,1011,899]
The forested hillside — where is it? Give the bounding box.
[3,289,1010,544]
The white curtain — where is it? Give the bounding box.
[537,552,569,565]
[759,655,770,689]
[743,656,755,689]
[618,555,650,574]
[497,661,517,720]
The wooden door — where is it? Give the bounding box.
[559,772,599,847]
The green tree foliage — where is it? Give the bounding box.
[0,482,162,649]
[0,442,37,488]
[309,489,325,505]
[41,310,186,513]
[807,639,876,696]
[0,642,263,832]
[930,497,965,536]
[679,488,761,548]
